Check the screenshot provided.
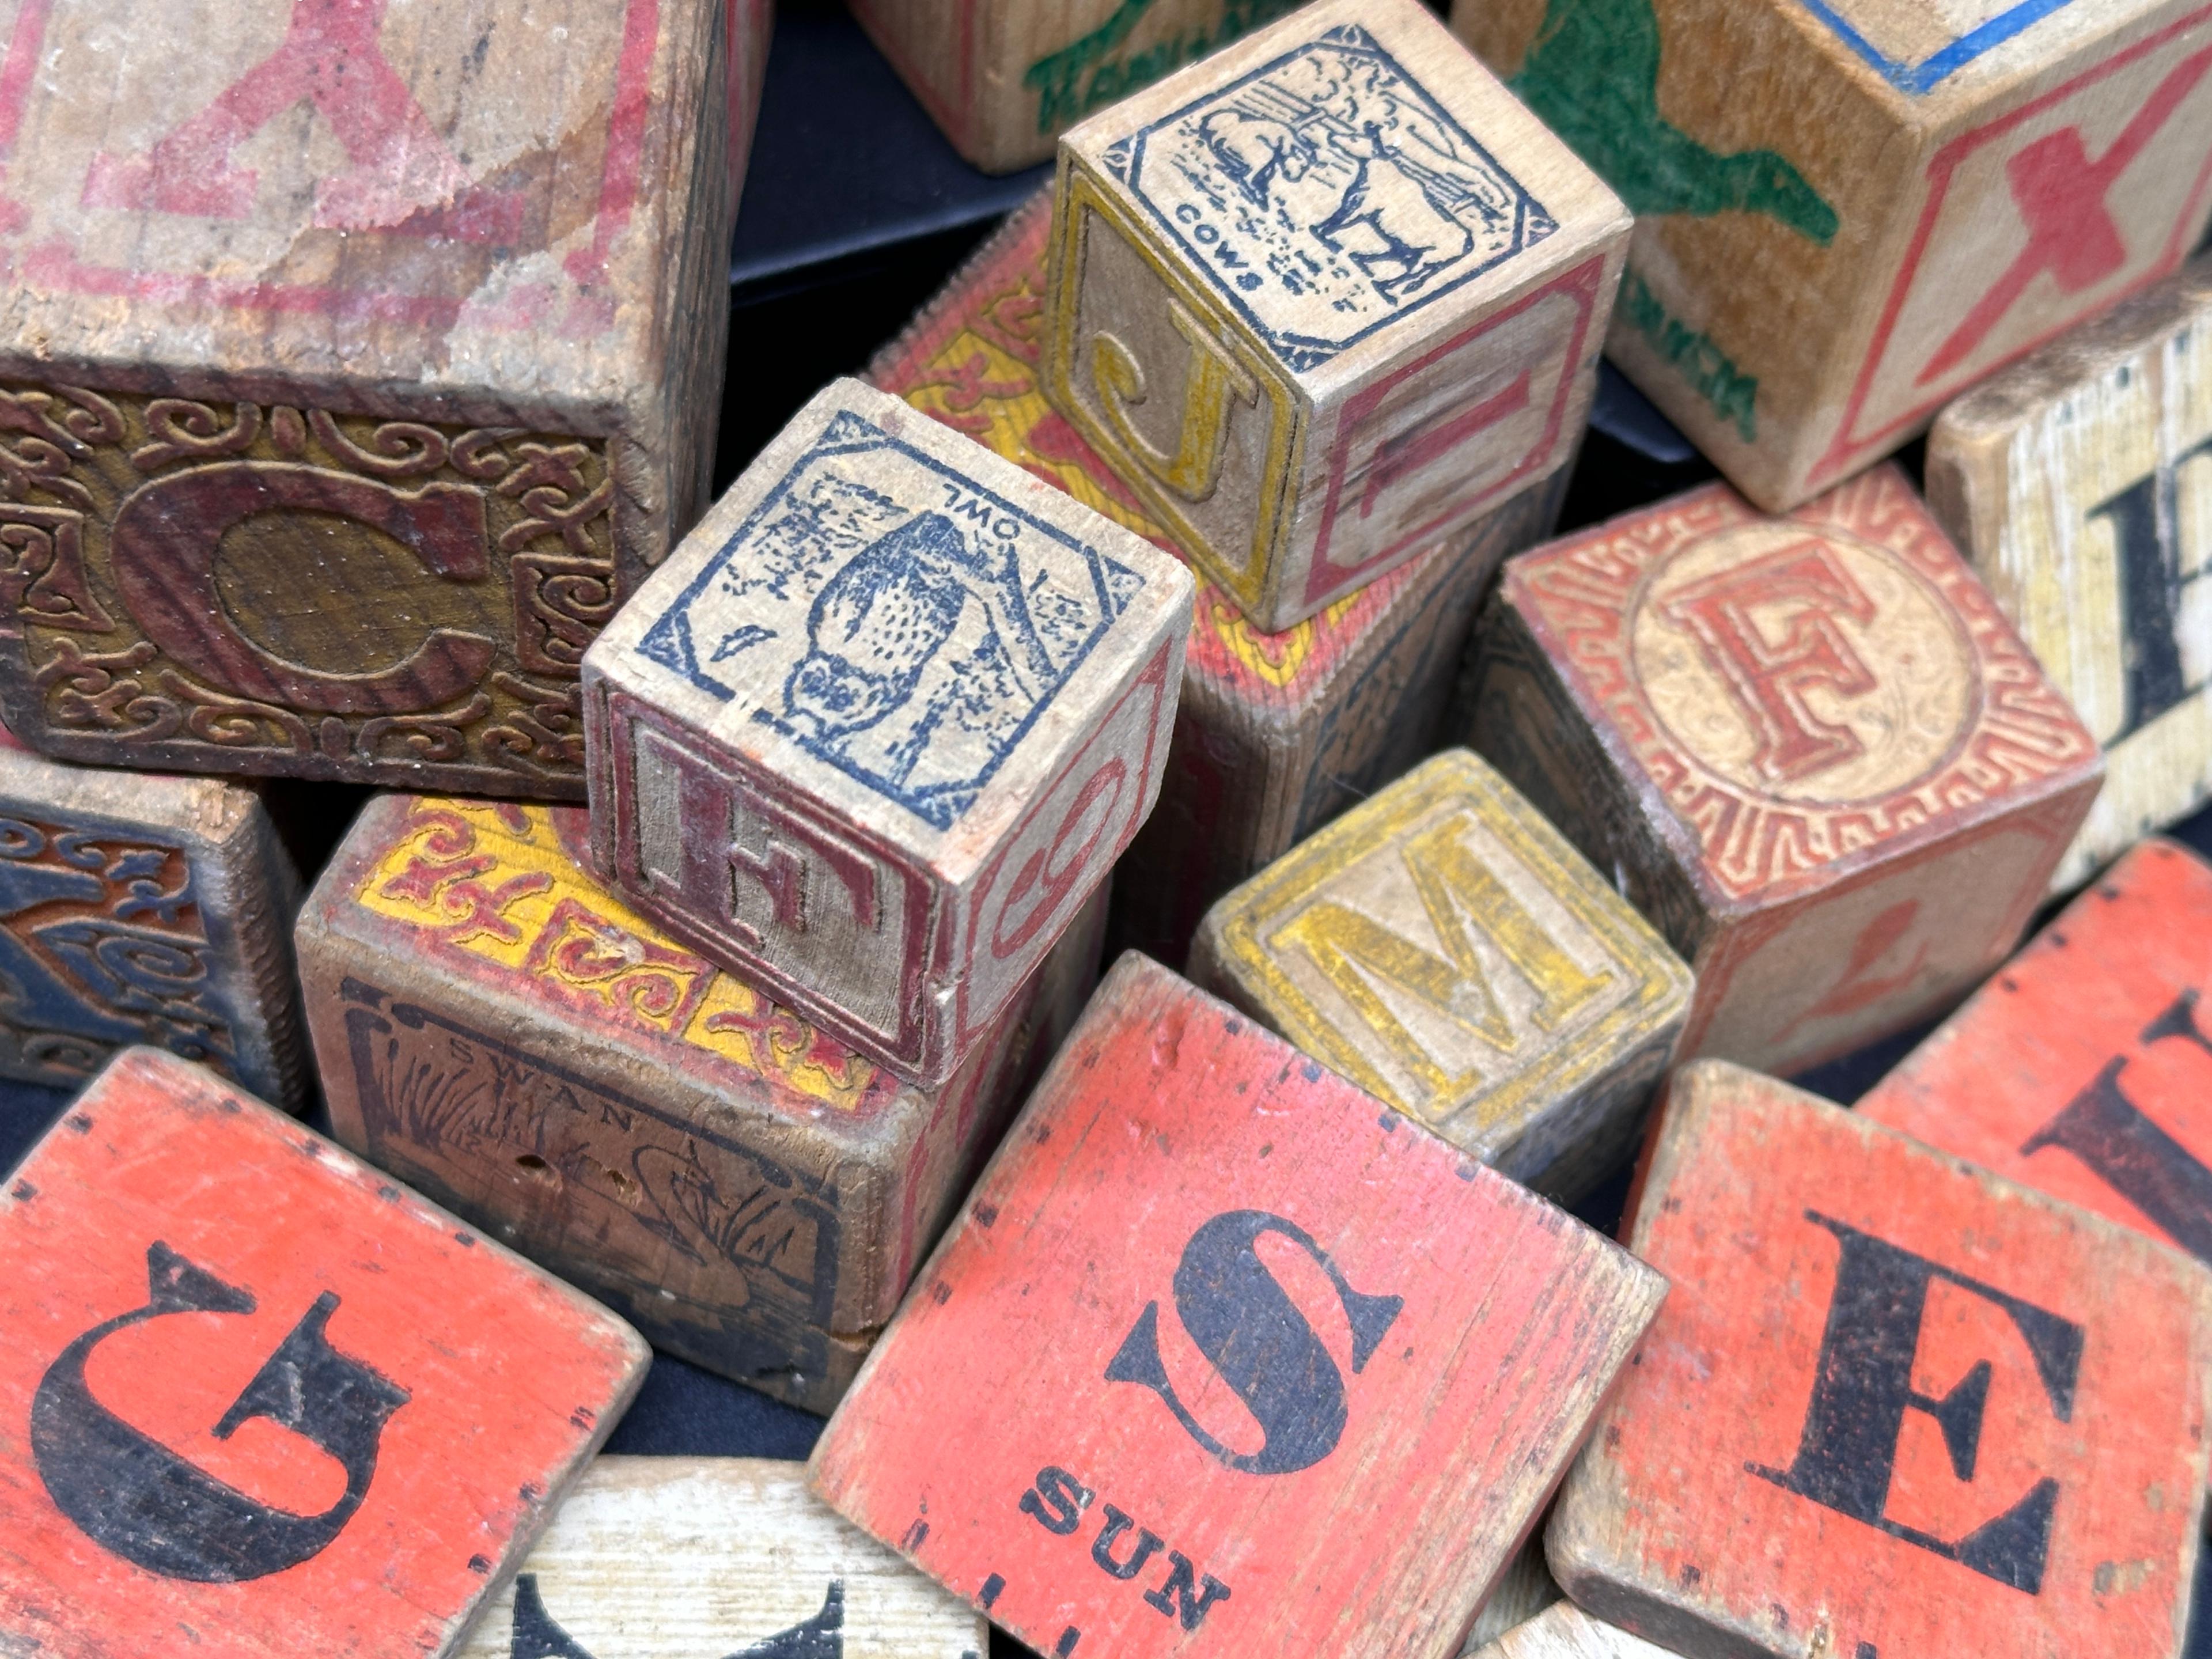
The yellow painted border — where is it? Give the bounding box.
[1215,749,1691,1142]
[1044,160,1303,619]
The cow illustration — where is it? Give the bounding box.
[1199,110,1312,208]
[1310,124,1476,301]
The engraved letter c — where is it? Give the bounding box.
[1090,300,1258,506]
[109,460,495,715]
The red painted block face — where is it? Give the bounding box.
[1550,1061,2212,1659]
[0,1048,648,1659]
[808,955,1665,1659]
[1861,838,2212,1266]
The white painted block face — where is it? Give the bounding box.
[457,1459,987,1659]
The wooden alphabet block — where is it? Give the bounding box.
[0,0,738,796]
[0,1047,649,1659]
[0,722,304,1107]
[1465,465,2103,1075]
[1460,1544,1564,1656]
[1927,256,2212,890]
[1859,837,2212,1272]
[1190,749,1691,1201]
[584,378,1188,1087]
[456,1457,986,1659]
[1043,0,1626,631]
[808,954,1666,1659]
[849,0,1319,175]
[1467,1603,1673,1659]
[871,191,1567,965]
[728,0,774,225]
[297,793,1103,1415]
[1455,0,2212,513]
[1549,1060,2212,1659]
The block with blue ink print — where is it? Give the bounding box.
[584,378,1191,1087]
[1043,0,1630,632]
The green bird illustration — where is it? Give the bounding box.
[1510,0,1839,244]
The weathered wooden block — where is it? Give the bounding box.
[456,1457,986,1659]
[850,0,1320,175]
[1468,1603,1672,1659]
[1465,465,2103,1075]
[0,0,738,796]
[1927,255,2212,891]
[1455,0,2212,513]
[0,723,304,1107]
[297,793,1103,1416]
[1460,1543,1564,1656]
[584,377,1188,1086]
[1190,749,1691,1201]
[728,0,775,224]
[808,954,1666,1659]
[0,1047,649,1659]
[1548,1059,2212,1659]
[871,190,1567,965]
[1042,0,1626,631]
[1859,836,2212,1271]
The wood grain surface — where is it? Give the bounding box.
[1466,464,2104,1075]
[584,377,1189,1088]
[1459,1542,1563,1656]
[809,953,1665,1659]
[1550,1059,2212,1659]
[297,792,1103,1414]
[1928,254,2212,889]
[457,1457,986,1659]
[0,0,737,794]
[1859,837,2212,1277]
[0,725,304,1108]
[1466,1601,1669,1659]
[849,0,1320,173]
[1044,0,1625,630]
[869,190,1567,966]
[0,1047,649,1659]
[1455,0,2212,512]
[1190,749,1690,1202]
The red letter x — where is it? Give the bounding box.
[81,0,521,241]
[1919,46,2212,386]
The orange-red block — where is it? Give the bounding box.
[1861,838,2212,1266]
[1550,1061,2212,1659]
[808,954,1665,1659]
[0,1048,649,1659]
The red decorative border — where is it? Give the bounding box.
[0,0,665,335]
[1504,465,2101,904]
[1308,253,1602,603]
[1813,3,2212,489]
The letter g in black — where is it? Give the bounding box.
[1104,1210,1403,1475]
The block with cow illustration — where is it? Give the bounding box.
[456,1458,986,1659]
[1859,837,2212,1274]
[807,953,1666,1659]
[583,378,1188,1088]
[1453,0,2212,512]
[870,190,1569,967]
[1042,0,1627,631]
[1548,1060,2212,1659]
[1190,749,1691,1202]
[0,0,738,796]
[296,793,1104,1415]
[0,1047,649,1659]
[0,721,305,1109]
[1464,466,2103,1075]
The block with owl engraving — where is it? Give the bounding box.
[1548,1060,2212,1659]
[456,1458,986,1659]
[808,954,1665,1659]
[0,1047,649,1659]
[297,793,1105,1416]
[1041,0,1627,631]
[1464,464,2104,1077]
[584,378,1190,1087]
[1190,749,1691,1203]
[0,721,306,1109]
[0,0,739,796]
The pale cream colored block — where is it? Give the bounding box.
[1467,1602,1673,1659]
[1461,1543,1565,1655]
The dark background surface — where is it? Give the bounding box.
[12,1,2210,1650]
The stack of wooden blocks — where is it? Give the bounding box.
[1,0,2211,1656]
